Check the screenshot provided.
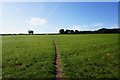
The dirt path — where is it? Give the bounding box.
[52,36,63,79]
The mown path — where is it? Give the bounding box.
[52,36,63,79]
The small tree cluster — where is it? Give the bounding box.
[28,30,34,34]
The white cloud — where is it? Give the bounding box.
[71,25,88,30]
[70,23,104,31]
[16,8,23,13]
[69,23,118,31]
[92,23,103,27]
[25,18,47,26]
[110,24,118,28]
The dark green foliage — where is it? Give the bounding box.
[28,30,34,34]
[75,30,79,34]
[59,29,65,34]
[59,28,120,34]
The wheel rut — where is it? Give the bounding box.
[52,36,63,79]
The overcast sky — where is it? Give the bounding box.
[0,2,118,34]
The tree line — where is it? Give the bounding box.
[59,28,120,34]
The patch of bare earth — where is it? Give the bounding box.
[53,37,63,79]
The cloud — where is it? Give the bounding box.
[92,23,103,27]
[71,25,88,30]
[69,23,118,31]
[16,8,23,13]
[69,23,104,31]
[103,24,118,29]
[25,18,47,26]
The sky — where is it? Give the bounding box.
[0,0,119,2]
[0,2,118,34]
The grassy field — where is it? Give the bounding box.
[54,34,119,78]
[2,35,55,78]
[0,36,2,79]
[2,34,119,78]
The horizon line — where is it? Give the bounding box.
[0,28,120,34]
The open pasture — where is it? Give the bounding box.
[2,34,119,78]
[2,35,55,78]
[54,34,119,78]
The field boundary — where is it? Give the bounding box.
[0,35,2,80]
[52,35,63,79]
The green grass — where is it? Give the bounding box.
[54,34,119,78]
[0,36,2,79]
[2,35,55,78]
[2,34,119,78]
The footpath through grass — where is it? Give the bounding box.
[54,34,119,78]
[2,35,56,78]
[2,34,119,78]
